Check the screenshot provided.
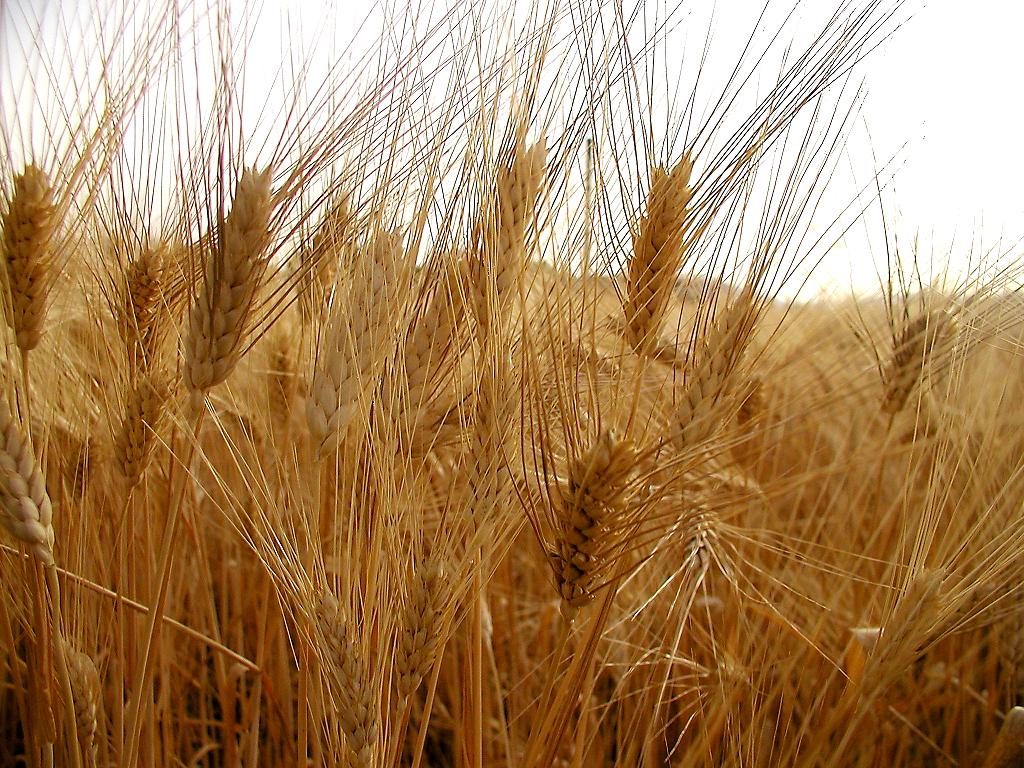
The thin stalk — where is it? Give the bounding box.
[123,406,206,765]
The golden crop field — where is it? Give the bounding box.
[1,1,1022,766]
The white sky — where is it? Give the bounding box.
[820,0,1024,295]
[3,0,1023,297]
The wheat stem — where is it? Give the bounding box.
[123,407,205,766]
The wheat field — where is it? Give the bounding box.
[1,1,1023,766]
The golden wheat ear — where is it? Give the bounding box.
[395,257,469,442]
[63,641,101,765]
[298,192,350,324]
[185,166,274,400]
[120,243,167,368]
[0,392,54,564]
[306,229,405,460]
[881,307,956,414]
[623,156,693,356]
[471,141,546,341]
[2,165,58,353]
[396,554,451,698]
[546,430,638,612]
[858,568,945,703]
[315,590,379,768]
[982,707,1024,768]
[113,371,170,489]
[672,287,756,450]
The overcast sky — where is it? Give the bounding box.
[823,0,1024,294]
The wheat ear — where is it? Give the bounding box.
[397,259,469,442]
[982,707,1024,768]
[881,308,955,414]
[299,193,349,323]
[550,431,637,610]
[114,372,170,488]
[2,165,57,352]
[185,167,273,397]
[396,557,450,698]
[860,569,944,702]
[121,243,166,367]
[316,591,378,768]
[672,288,754,449]
[472,142,546,340]
[623,157,693,355]
[0,391,54,564]
[306,229,403,459]
[63,641,101,766]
